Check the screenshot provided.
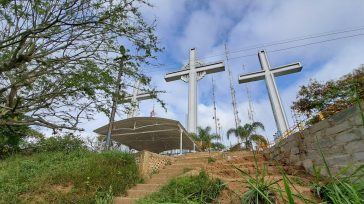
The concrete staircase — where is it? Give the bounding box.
[114,151,317,204]
[114,152,218,204]
[204,151,317,204]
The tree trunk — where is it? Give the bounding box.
[105,64,123,150]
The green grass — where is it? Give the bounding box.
[310,135,364,204]
[137,171,225,204]
[0,150,141,204]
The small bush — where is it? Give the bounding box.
[34,134,86,153]
[208,157,216,163]
[137,171,224,204]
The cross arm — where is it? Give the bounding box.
[124,92,153,102]
[134,93,154,101]
[164,61,224,82]
[238,70,265,83]
[195,61,225,74]
[164,69,190,82]
[271,63,302,77]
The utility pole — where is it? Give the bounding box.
[105,62,124,150]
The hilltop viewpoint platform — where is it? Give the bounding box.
[94,117,198,153]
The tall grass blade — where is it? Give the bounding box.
[315,135,333,178]
[282,174,295,204]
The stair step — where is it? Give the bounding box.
[151,172,182,179]
[148,177,171,184]
[127,189,155,198]
[132,184,162,191]
[114,197,137,204]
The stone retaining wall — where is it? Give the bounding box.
[265,103,364,176]
[135,151,175,179]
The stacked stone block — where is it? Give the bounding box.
[265,103,364,176]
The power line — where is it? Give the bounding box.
[226,33,364,61]
[142,30,364,74]
[198,25,364,60]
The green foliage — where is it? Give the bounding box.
[310,136,364,204]
[227,122,268,150]
[354,85,364,125]
[33,134,85,153]
[0,150,141,203]
[237,152,313,204]
[292,66,364,124]
[0,123,43,158]
[208,157,216,163]
[190,126,222,151]
[0,0,161,131]
[236,164,278,204]
[94,185,114,204]
[137,171,225,204]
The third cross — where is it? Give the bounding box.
[165,48,225,134]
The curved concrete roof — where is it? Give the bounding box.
[94,117,198,153]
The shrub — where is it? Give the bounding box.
[208,157,216,163]
[292,66,364,124]
[34,134,85,153]
[0,124,43,158]
[137,171,224,204]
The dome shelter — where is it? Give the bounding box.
[94,117,199,154]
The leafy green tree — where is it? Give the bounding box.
[0,0,161,132]
[0,119,43,157]
[190,126,223,152]
[292,66,364,124]
[227,122,268,150]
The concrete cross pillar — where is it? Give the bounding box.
[165,48,225,134]
[239,50,303,135]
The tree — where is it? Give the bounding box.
[292,66,364,124]
[190,126,223,152]
[227,122,268,150]
[0,0,161,132]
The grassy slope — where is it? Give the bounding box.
[0,150,141,204]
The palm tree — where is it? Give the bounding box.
[227,122,268,150]
[190,126,223,152]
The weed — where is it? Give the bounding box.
[208,157,216,163]
[137,171,224,204]
[94,186,114,204]
[310,135,364,204]
[290,176,307,186]
[236,152,280,204]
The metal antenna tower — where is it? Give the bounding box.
[211,76,219,137]
[225,44,241,129]
[242,65,255,123]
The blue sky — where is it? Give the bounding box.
[72,0,364,146]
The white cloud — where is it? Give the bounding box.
[43,1,364,148]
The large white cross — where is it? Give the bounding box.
[124,80,153,118]
[165,48,225,133]
[238,50,303,135]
